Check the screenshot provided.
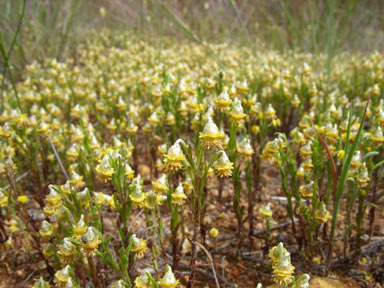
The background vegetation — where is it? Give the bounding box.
[1,0,384,78]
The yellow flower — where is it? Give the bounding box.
[0,188,9,207]
[43,204,55,217]
[215,89,232,112]
[259,203,273,219]
[337,149,345,160]
[134,273,152,288]
[172,183,187,206]
[38,121,50,136]
[46,185,62,207]
[81,227,101,255]
[158,265,179,288]
[265,104,276,119]
[214,151,233,178]
[272,250,295,285]
[315,202,331,224]
[130,176,145,206]
[39,220,54,238]
[131,234,147,257]
[199,118,225,149]
[58,238,77,263]
[299,141,312,159]
[55,265,71,286]
[70,171,84,189]
[229,98,246,125]
[125,163,134,180]
[60,181,72,195]
[302,158,313,171]
[269,243,287,264]
[236,137,254,158]
[371,127,384,145]
[17,195,28,204]
[291,94,300,107]
[32,277,51,288]
[74,215,88,237]
[95,154,114,182]
[209,227,219,238]
[152,174,169,194]
[43,243,56,258]
[163,140,185,174]
[111,279,129,288]
[77,188,90,208]
[356,166,369,187]
[292,274,310,288]
[299,182,314,198]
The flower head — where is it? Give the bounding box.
[158,265,179,288]
[214,151,233,178]
[163,139,185,174]
[152,174,168,194]
[81,226,101,255]
[315,202,331,224]
[131,234,147,257]
[40,220,54,238]
[95,154,114,182]
[199,118,225,149]
[172,183,187,206]
[58,238,77,263]
[230,98,246,125]
[55,265,71,286]
[237,137,254,158]
[130,176,145,206]
[32,277,51,288]
[215,89,232,111]
[259,203,273,219]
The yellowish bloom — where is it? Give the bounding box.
[74,215,88,237]
[163,139,185,174]
[0,188,9,207]
[55,265,71,286]
[158,265,179,288]
[46,185,62,207]
[130,176,145,206]
[17,195,28,204]
[33,277,51,288]
[81,226,101,255]
[272,250,295,285]
[299,141,312,159]
[292,274,310,288]
[111,279,129,288]
[259,203,273,219]
[209,227,219,238]
[43,243,56,258]
[58,238,77,263]
[215,89,232,111]
[199,118,225,149]
[95,154,114,182]
[315,202,331,224]
[39,220,54,238]
[172,183,187,206]
[214,151,233,178]
[70,171,85,189]
[131,234,147,257]
[229,98,246,125]
[152,174,168,194]
[134,273,152,288]
[236,137,254,158]
[299,182,314,198]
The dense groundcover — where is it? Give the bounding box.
[0,31,383,287]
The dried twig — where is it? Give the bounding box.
[194,241,220,288]
[48,136,69,181]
